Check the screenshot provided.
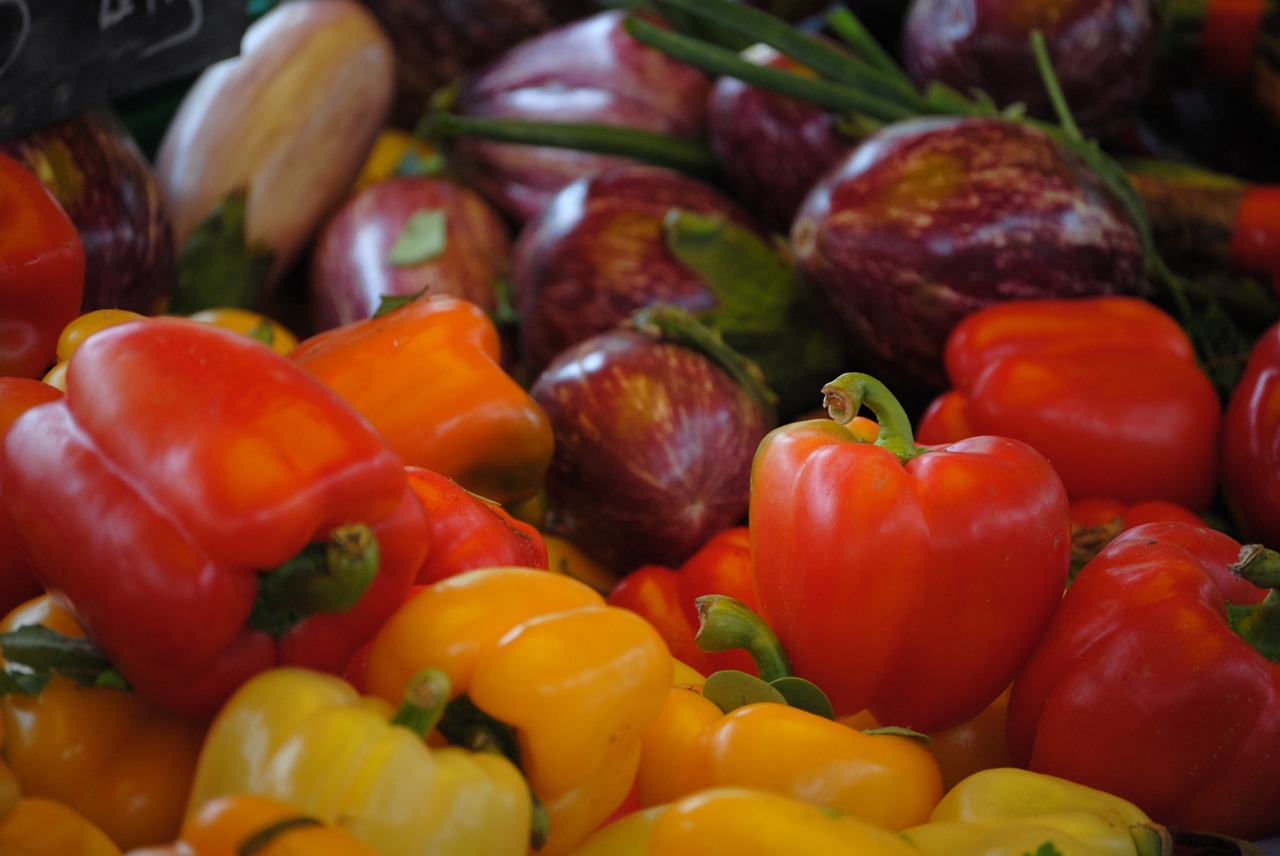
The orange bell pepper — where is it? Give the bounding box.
[0,595,207,851]
[289,294,553,505]
[124,795,380,855]
[637,687,943,831]
[361,566,673,855]
[567,786,921,856]
[0,796,123,856]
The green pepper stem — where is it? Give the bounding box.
[390,668,452,737]
[694,594,793,683]
[820,372,923,464]
[1228,545,1280,663]
[0,624,130,695]
[247,524,380,638]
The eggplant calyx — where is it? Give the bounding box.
[626,303,779,422]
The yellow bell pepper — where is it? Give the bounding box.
[124,794,381,856]
[567,786,921,856]
[362,566,673,855]
[0,796,123,856]
[184,666,532,856]
[637,686,943,831]
[901,767,1168,856]
[0,595,207,851]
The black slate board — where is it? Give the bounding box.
[0,0,247,140]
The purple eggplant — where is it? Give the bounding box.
[902,0,1156,130]
[308,175,512,331]
[706,41,854,233]
[441,10,713,223]
[529,305,775,574]
[790,114,1145,398]
[513,164,759,374]
[357,0,598,129]
[0,108,175,315]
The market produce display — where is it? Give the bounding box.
[3,0,1280,854]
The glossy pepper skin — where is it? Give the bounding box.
[902,767,1166,856]
[289,294,553,505]
[1221,317,1280,547]
[915,295,1222,512]
[751,372,1071,731]
[0,595,207,851]
[637,688,943,831]
[607,526,758,675]
[125,795,380,855]
[0,318,429,719]
[362,566,672,855]
[1006,521,1279,840]
[0,378,61,617]
[0,153,85,379]
[566,786,920,856]
[184,667,532,856]
[406,465,548,584]
[0,796,123,856]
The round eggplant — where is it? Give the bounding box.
[1,108,175,315]
[790,115,1145,398]
[529,306,775,575]
[902,0,1156,130]
[357,0,597,129]
[512,164,759,374]
[707,41,854,233]
[309,175,512,331]
[442,10,713,223]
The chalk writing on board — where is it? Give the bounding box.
[0,0,245,139]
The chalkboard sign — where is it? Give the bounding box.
[0,0,248,140]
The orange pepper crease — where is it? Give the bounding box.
[289,294,553,505]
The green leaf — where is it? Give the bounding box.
[663,209,797,334]
[386,209,447,266]
[768,676,834,719]
[702,669,787,713]
[0,624,130,693]
[172,189,276,314]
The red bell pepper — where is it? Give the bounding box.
[0,153,85,379]
[1068,496,1208,578]
[1006,521,1277,840]
[607,526,758,676]
[0,317,428,719]
[915,295,1223,512]
[0,378,61,616]
[405,464,547,584]
[1221,317,1280,548]
[750,372,1071,732]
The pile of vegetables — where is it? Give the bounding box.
[3,0,1280,853]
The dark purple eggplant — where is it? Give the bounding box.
[357,0,598,129]
[790,115,1146,398]
[529,305,775,574]
[513,164,760,373]
[308,175,512,331]
[0,108,175,315]
[707,41,854,233]
[901,0,1156,130]
[440,10,713,223]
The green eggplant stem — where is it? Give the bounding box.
[1229,544,1280,663]
[694,594,793,683]
[390,668,452,737]
[420,109,720,179]
[820,372,923,464]
[247,523,380,637]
